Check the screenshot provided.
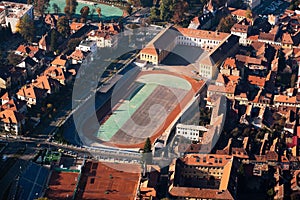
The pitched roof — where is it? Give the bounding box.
[1,92,9,102]
[17,84,46,99]
[222,58,236,69]
[274,95,297,104]
[231,23,249,33]
[177,27,230,40]
[51,56,67,67]
[70,22,85,32]
[282,32,294,44]
[69,49,85,61]
[44,66,66,82]
[259,32,276,41]
[1,99,26,112]
[140,44,158,56]
[248,75,266,87]
[0,109,24,124]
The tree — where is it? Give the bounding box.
[140,0,152,7]
[142,137,152,164]
[172,0,189,24]
[216,15,236,33]
[52,3,60,14]
[90,8,95,20]
[246,8,253,19]
[291,73,297,87]
[64,0,78,18]
[67,38,81,51]
[125,4,132,15]
[50,29,58,52]
[7,52,23,65]
[159,0,173,21]
[57,16,70,38]
[16,15,35,42]
[80,6,90,21]
[34,0,50,16]
[96,7,101,17]
[150,7,159,21]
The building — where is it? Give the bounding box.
[176,123,207,141]
[273,95,299,107]
[16,84,47,106]
[198,34,240,79]
[0,109,25,134]
[88,30,117,48]
[76,40,97,53]
[76,161,141,200]
[168,154,238,199]
[0,1,34,33]
[243,0,261,9]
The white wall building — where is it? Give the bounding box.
[76,40,97,53]
[176,123,207,141]
[0,1,34,33]
[244,0,261,9]
[88,30,118,48]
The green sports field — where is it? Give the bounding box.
[97,74,191,142]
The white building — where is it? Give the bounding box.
[243,0,261,9]
[88,30,117,48]
[0,1,34,33]
[176,123,207,141]
[76,40,97,53]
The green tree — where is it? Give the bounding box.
[216,15,236,33]
[140,0,152,7]
[143,137,152,153]
[57,16,70,38]
[16,15,35,42]
[159,0,173,21]
[172,0,189,24]
[34,0,50,16]
[67,38,81,51]
[80,6,90,21]
[64,0,78,18]
[52,3,60,14]
[50,29,58,52]
[246,8,253,19]
[96,7,101,17]
[142,137,152,164]
[7,52,23,65]
[150,7,159,21]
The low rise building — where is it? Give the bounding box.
[168,154,238,199]
[176,123,207,141]
[0,1,34,33]
[76,40,97,53]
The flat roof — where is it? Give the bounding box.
[45,171,79,200]
[76,161,141,200]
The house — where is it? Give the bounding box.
[0,109,25,135]
[70,22,85,34]
[39,33,51,52]
[51,55,69,70]
[248,75,266,89]
[274,95,299,107]
[76,40,97,53]
[32,75,61,94]
[230,8,248,22]
[231,18,252,45]
[188,12,214,30]
[16,84,47,106]
[16,56,38,77]
[88,30,117,48]
[282,32,294,48]
[68,49,86,65]
[220,57,241,76]
[1,98,27,114]
[44,65,70,85]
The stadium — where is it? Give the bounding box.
[82,70,203,149]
